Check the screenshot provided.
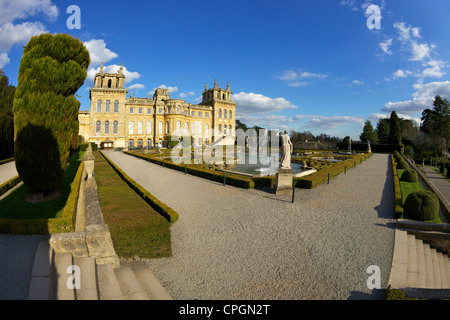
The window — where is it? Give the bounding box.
[129,122,134,135]
[224,125,227,136]
[166,122,170,134]
[219,109,222,118]
[139,107,143,114]
[177,106,180,113]
[185,110,188,115]
[114,101,119,113]
[147,122,152,135]
[229,110,232,119]
[229,125,233,135]
[138,139,143,148]
[130,107,134,114]
[108,79,112,88]
[223,93,226,100]
[138,122,143,135]
[147,108,151,114]
[158,122,163,134]
[185,122,189,134]
[147,139,152,147]
[205,113,209,118]
[105,121,110,135]
[105,100,110,113]
[198,138,202,146]
[113,121,118,134]
[159,108,163,114]
[96,121,101,134]
[128,140,134,148]
[192,111,195,117]
[97,100,102,113]
[218,124,222,134]
[224,110,227,119]
[199,112,202,118]
[205,139,209,145]
[198,123,202,135]
[177,121,181,134]
[205,124,209,136]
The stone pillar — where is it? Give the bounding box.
[274,168,294,195]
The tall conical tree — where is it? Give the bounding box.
[14,33,90,195]
[389,111,402,145]
[0,69,16,160]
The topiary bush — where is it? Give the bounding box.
[13,33,89,195]
[404,190,439,221]
[396,159,408,169]
[400,169,418,182]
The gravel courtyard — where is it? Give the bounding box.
[103,151,396,300]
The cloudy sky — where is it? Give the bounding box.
[2,0,450,140]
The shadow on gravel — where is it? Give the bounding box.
[374,155,395,220]
[348,288,386,300]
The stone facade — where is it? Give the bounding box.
[79,63,237,149]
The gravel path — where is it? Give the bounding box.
[103,151,396,300]
[0,161,18,185]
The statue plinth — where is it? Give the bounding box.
[274,168,294,195]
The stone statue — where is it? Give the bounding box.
[279,130,293,170]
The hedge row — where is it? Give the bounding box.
[125,151,255,189]
[391,154,404,219]
[0,175,22,198]
[100,151,179,223]
[0,159,84,235]
[0,157,14,166]
[294,153,372,189]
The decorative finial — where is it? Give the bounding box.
[205,82,208,91]
[99,62,104,73]
[227,82,230,90]
[118,63,123,74]
[214,79,218,88]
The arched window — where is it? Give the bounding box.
[166,122,170,134]
[128,140,134,149]
[219,109,222,118]
[224,110,227,119]
[97,100,102,113]
[197,123,202,135]
[105,100,110,113]
[147,122,152,135]
[96,121,101,134]
[177,121,181,134]
[223,93,226,100]
[113,121,118,134]
[229,125,233,136]
[158,122,163,134]
[147,139,152,148]
[114,101,119,113]
[229,110,232,119]
[224,125,227,136]
[138,122,143,135]
[108,79,112,88]
[129,122,134,135]
[185,122,189,134]
[198,138,202,146]
[138,139,143,148]
[105,121,110,135]
[218,124,222,134]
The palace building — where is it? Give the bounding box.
[79,63,237,149]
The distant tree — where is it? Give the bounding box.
[0,69,15,160]
[235,119,248,131]
[421,95,450,149]
[360,120,379,143]
[343,136,351,145]
[14,33,90,196]
[389,111,402,145]
[376,118,390,144]
[400,119,419,144]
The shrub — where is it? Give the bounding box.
[393,151,401,161]
[396,159,408,169]
[400,169,418,182]
[14,33,89,194]
[404,190,439,221]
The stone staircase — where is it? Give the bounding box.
[388,228,450,298]
[27,240,172,300]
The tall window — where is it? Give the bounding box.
[113,121,118,134]
[158,122,163,134]
[177,106,180,113]
[166,122,170,134]
[218,124,222,134]
[97,100,102,113]
[229,125,233,136]
[219,109,222,118]
[129,122,134,135]
[147,122,152,135]
[177,121,181,134]
[114,101,119,113]
[105,100,110,113]
[105,121,110,135]
[224,110,227,119]
[229,110,232,119]
[205,124,209,136]
[224,125,227,136]
[96,121,101,134]
[130,107,134,114]
[139,107,143,114]
[138,122,143,135]
[197,123,202,135]
[185,122,189,134]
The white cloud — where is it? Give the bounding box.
[233,92,298,114]
[393,69,412,79]
[152,84,178,94]
[179,91,195,99]
[394,22,421,43]
[0,0,58,25]
[382,80,450,115]
[420,59,446,79]
[84,39,119,66]
[352,80,365,85]
[410,42,432,61]
[379,38,393,55]
[0,52,9,68]
[0,21,47,52]
[276,69,327,87]
[127,84,145,91]
[302,115,365,129]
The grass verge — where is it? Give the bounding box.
[94,151,172,259]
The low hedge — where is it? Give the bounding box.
[391,154,404,219]
[396,158,409,169]
[100,151,179,223]
[0,175,22,198]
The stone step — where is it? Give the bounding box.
[415,238,427,288]
[388,229,408,288]
[130,261,172,300]
[406,234,418,287]
[114,265,149,300]
[423,243,435,288]
[74,257,98,300]
[28,240,52,300]
[430,248,442,289]
[97,263,124,300]
[438,252,448,288]
[52,253,76,300]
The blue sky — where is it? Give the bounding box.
[2,0,450,140]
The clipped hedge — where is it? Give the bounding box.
[100,151,179,223]
[391,154,404,219]
[0,175,22,198]
[404,190,439,221]
[396,158,409,169]
[400,169,418,183]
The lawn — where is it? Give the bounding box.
[94,151,172,259]
[0,152,82,219]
